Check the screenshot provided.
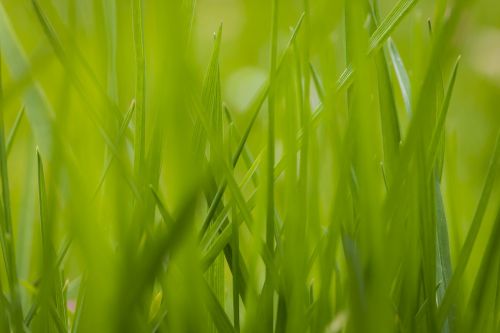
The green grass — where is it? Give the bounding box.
[0,0,499,332]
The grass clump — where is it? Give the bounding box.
[0,0,499,332]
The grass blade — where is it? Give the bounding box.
[387,39,412,116]
[6,106,24,157]
[133,0,146,178]
[437,132,500,328]
[0,50,24,332]
[36,149,68,332]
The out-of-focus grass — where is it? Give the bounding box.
[0,0,499,332]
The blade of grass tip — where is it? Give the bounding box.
[133,0,146,178]
[387,39,412,116]
[6,106,24,157]
[193,24,223,162]
[437,132,500,329]
[0,52,24,332]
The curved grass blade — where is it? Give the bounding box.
[387,39,412,116]
[437,132,500,328]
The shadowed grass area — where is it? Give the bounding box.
[0,0,499,332]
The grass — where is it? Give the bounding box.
[0,0,499,332]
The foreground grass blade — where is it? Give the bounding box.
[431,60,460,323]
[36,149,67,332]
[437,133,500,328]
[465,208,500,332]
[428,57,461,168]
[203,278,236,333]
[371,2,401,181]
[368,0,419,53]
[0,53,24,332]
